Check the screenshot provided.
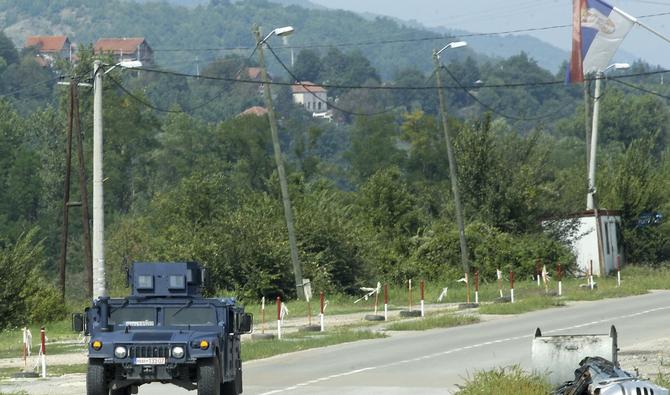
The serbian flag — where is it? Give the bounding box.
[568,0,636,83]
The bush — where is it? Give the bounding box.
[456,365,552,395]
[0,229,66,329]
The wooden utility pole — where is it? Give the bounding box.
[73,85,93,298]
[58,80,94,299]
[58,84,75,299]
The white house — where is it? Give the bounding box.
[291,81,328,113]
[567,210,622,276]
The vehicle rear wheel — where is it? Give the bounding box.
[197,358,221,395]
[220,378,238,395]
[86,359,108,395]
[110,386,131,395]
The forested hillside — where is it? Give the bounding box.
[0,0,669,328]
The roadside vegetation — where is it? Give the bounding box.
[455,365,552,395]
[242,329,386,361]
[386,313,478,331]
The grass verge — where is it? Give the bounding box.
[479,295,565,315]
[242,329,385,361]
[386,313,479,331]
[455,365,552,395]
[0,364,86,380]
[0,320,81,359]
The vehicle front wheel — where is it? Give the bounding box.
[86,359,108,395]
[198,358,221,395]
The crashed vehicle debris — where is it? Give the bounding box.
[532,326,668,395]
[554,356,668,395]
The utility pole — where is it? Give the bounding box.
[92,60,107,299]
[58,84,75,300]
[253,25,305,299]
[73,86,93,298]
[587,73,602,210]
[433,48,470,303]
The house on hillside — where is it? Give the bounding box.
[25,35,74,66]
[291,81,328,114]
[243,67,270,95]
[94,37,153,64]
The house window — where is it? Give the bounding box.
[307,102,311,109]
[318,102,322,110]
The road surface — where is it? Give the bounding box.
[137,290,670,395]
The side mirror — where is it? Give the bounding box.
[239,313,253,333]
[72,313,84,333]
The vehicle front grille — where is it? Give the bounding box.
[128,344,171,358]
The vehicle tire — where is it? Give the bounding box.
[220,379,238,395]
[197,358,221,395]
[110,387,131,395]
[86,359,108,395]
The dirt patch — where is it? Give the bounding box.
[618,337,670,383]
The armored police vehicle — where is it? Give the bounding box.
[73,262,252,395]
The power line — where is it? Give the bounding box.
[0,76,63,98]
[440,65,571,121]
[265,42,397,117]
[611,77,670,100]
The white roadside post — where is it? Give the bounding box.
[589,260,595,291]
[39,327,46,378]
[497,268,503,298]
[474,272,479,304]
[319,292,325,332]
[276,296,282,340]
[384,284,389,321]
[420,280,425,317]
[558,263,563,297]
[510,271,515,303]
[617,255,621,287]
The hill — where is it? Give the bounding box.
[0,0,563,78]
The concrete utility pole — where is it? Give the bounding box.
[253,25,305,299]
[433,42,470,302]
[586,63,629,210]
[92,60,107,299]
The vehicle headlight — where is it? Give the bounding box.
[172,346,185,358]
[114,346,127,358]
[92,340,103,351]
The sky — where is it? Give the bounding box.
[307,0,670,68]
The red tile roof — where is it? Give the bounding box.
[25,36,69,53]
[291,81,327,94]
[239,106,268,117]
[247,67,263,79]
[94,38,147,54]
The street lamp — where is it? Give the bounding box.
[92,59,143,300]
[586,62,630,210]
[252,25,306,299]
[432,41,471,303]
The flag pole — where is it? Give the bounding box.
[636,20,670,46]
[614,6,670,45]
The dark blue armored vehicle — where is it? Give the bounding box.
[73,262,252,395]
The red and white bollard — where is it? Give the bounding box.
[40,327,46,378]
[384,284,389,321]
[276,297,282,340]
[589,260,594,290]
[510,271,515,303]
[474,271,479,304]
[557,263,563,297]
[319,292,325,332]
[617,255,621,287]
[420,280,425,317]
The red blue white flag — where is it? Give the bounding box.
[568,0,636,83]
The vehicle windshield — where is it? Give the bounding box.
[164,307,217,326]
[109,307,156,326]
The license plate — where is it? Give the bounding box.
[134,357,166,365]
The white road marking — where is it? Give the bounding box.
[256,305,670,395]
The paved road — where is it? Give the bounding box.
[136,291,670,395]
